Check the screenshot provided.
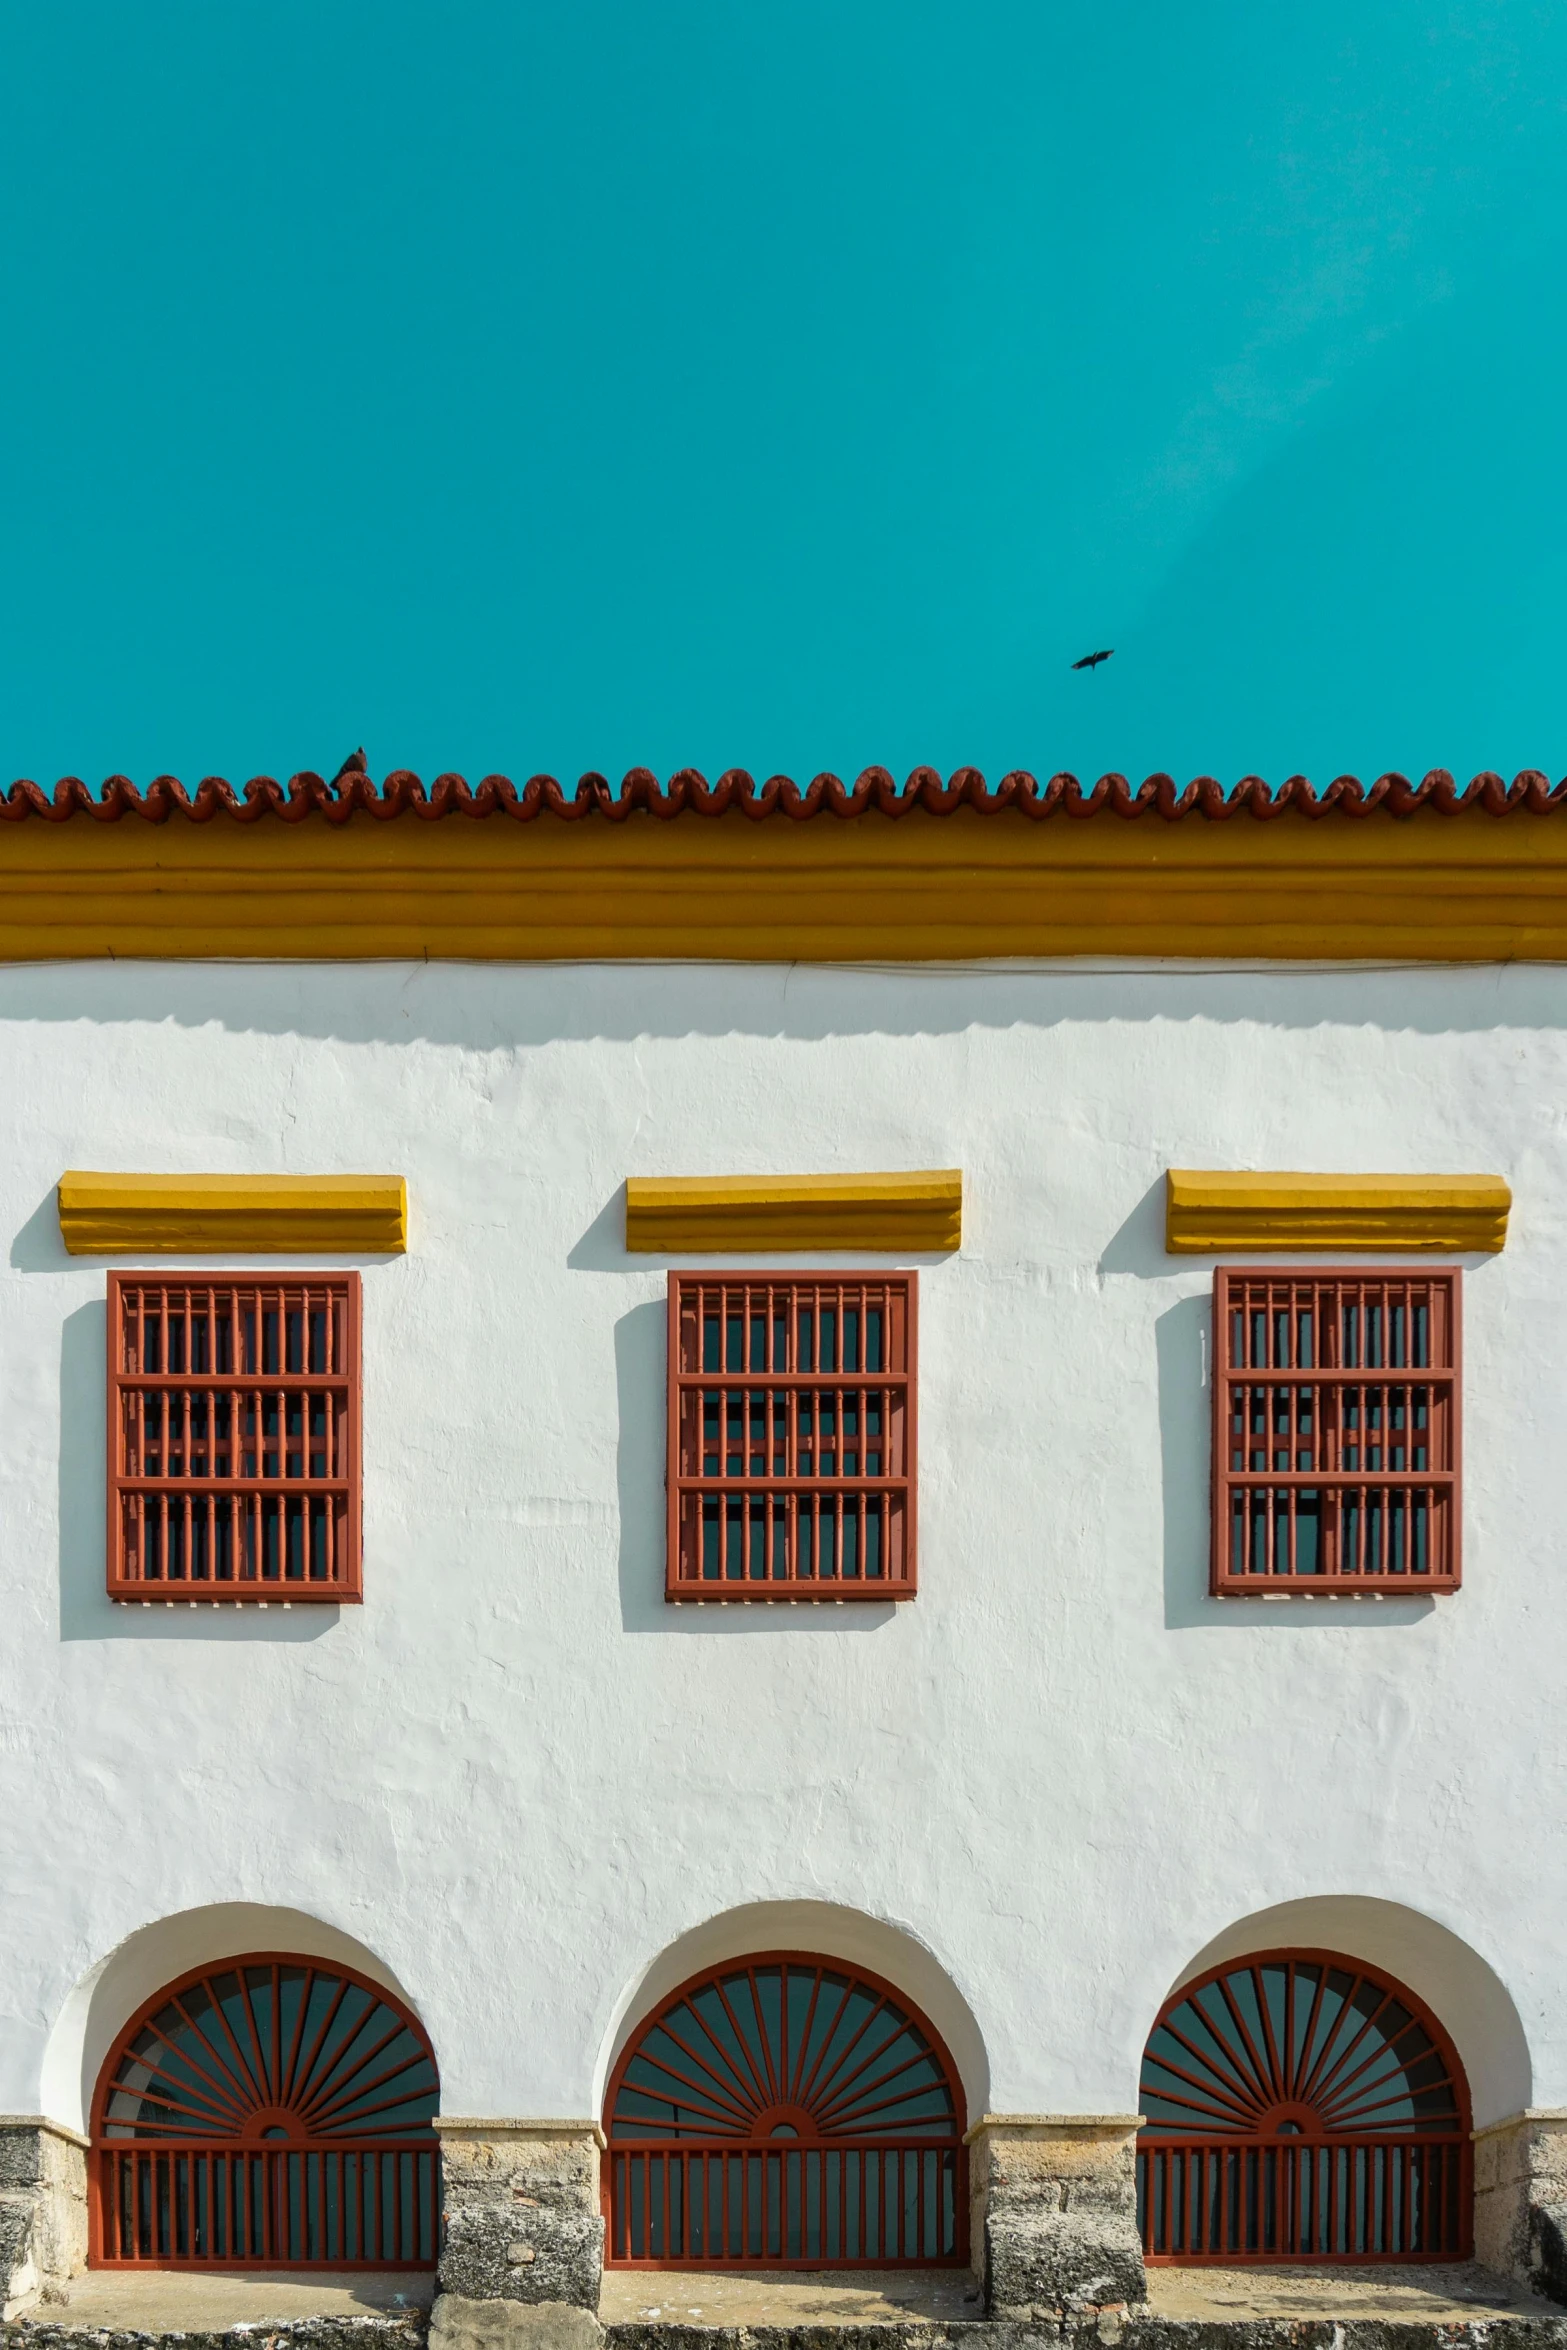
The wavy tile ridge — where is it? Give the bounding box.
[2,764,1564,825]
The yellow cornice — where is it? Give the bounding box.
[7,806,1567,960]
[57,1172,407,1255]
[1165,1169,1510,1254]
[625,1171,962,1253]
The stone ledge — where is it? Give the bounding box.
[10,2314,1567,2350]
[434,2125,607,2153]
[10,2261,1567,2350]
[600,2323,1567,2350]
[3,2318,425,2350]
[1477,2113,1567,2144]
[963,2121,1143,2146]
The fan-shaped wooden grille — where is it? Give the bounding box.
[92,1955,440,2269]
[604,1953,966,2267]
[1138,1950,1471,2263]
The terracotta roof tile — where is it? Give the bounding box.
[1,766,1563,826]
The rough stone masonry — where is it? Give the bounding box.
[435,2125,605,2313]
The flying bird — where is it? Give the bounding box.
[1071,649,1114,671]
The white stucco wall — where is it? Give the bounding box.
[0,956,1560,2136]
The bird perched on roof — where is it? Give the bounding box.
[332,747,368,784]
[1071,649,1114,671]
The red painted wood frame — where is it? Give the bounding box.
[603,1950,967,2268]
[1212,1267,1461,1596]
[90,1950,440,2269]
[666,1272,917,1602]
[106,1272,363,1604]
[1138,1947,1472,2263]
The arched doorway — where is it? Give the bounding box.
[1138,1948,1472,2263]
[604,1951,967,2267]
[91,1953,440,2268]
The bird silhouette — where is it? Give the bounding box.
[1071,649,1114,671]
[332,747,368,784]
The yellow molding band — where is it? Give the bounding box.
[1165,1169,1511,1254]
[58,1172,408,1255]
[8,806,1567,960]
[625,1170,962,1252]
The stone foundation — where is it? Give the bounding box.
[431,2295,602,2350]
[1474,2109,1567,2303]
[15,2317,1567,2350]
[435,2122,604,2312]
[0,2121,88,2318]
[966,2114,1146,2318]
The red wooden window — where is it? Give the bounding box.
[666,1273,916,1601]
[91,1952,439,2268]
[1138,1949,1471,2262]
[1212,1268,1460,1596]
[107,1273,362,1604]
[604,1952,966,2267]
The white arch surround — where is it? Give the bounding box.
[1164,1896,1532,2132]
[40,1903,421,2140]
[593,1899,991,2126]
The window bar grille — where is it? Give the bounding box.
[95,2144,441,2268]
[606,2141,963,2266]
[1211,1268,1460,1596]
[1136,2137,1468,2263]
[666,1274,917,1601]
[107,1274,363,1604]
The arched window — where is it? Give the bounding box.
[604,1952,967,2267]
[91,1953,440,2268]
[1138,1949,1471,2263]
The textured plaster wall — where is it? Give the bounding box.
[0,958,1561,2135]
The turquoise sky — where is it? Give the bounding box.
[3,3,1564,788]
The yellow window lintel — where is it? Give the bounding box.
[57,1172,408,1256]
[1166,1169,1510,1254]
[625,1170,962,1253]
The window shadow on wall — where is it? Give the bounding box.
[613,1298,896,1635]
[59,1301,336,1643]
[567,1188,631,1272]
[1098,1175,1169,1277]
[1156,1292,1434,1631]
[10,1186,66,1270]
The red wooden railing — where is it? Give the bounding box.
[95,2141,440,2268]
[607,2140,965,2267]
[1138,2136,1470,2263]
